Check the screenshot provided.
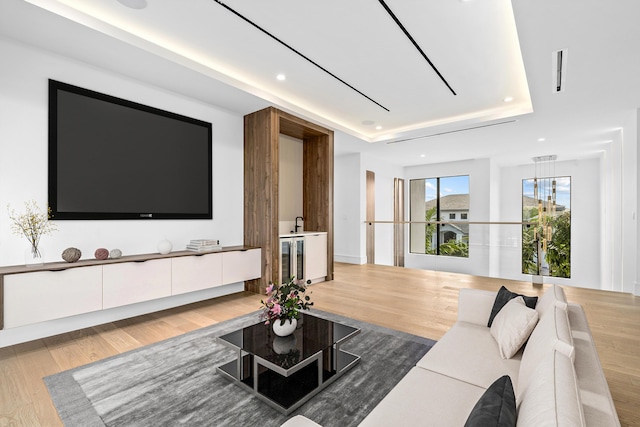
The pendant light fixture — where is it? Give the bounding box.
[532,155,557,275]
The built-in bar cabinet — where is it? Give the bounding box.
[244,107,334,293]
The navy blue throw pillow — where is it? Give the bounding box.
[464,375,516,427]
[487,286,538,327]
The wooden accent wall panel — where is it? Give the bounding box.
[244,108,280,293]
[303,133,334,281]
[244,107,334,292]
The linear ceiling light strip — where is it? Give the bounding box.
[378,0,456,96]
[212,0,390,112]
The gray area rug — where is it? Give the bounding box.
[45,309,436,427]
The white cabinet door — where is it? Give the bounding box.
[103,259,171,309]
[3,266,103,328]
[171,253,223,295]
[222,248,261,284]
[305,233,327,282]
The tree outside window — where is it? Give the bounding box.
[410,175,469,257]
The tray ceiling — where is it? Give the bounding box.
[16,0,532,142]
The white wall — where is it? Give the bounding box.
[334,152,364,264]
[404,158,491,276]
[595,114,638,294]
[630,108,640,295]
[604,131,625,292]
[333,135,403,266]
[620,109,638,295]
[0,38,244,266]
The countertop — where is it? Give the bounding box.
[279,231,327,238]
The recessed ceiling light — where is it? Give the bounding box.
[117,0,148,9]
[538,137,546,142]
[375,125,383,130]
[420,154,426,158]
[503,96,514,103]
[276,74,286,81]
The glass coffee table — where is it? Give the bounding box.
[216,313,360,414]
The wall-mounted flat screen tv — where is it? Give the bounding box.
[49,79,212,220]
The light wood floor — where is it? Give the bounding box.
[1,263,639,426]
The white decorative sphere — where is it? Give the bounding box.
[110,249,122,259]
[157,239,173,254]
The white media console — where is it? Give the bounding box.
[0,246,261,347]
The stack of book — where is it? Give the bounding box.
[186,239,222,252]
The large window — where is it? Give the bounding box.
[522,176,571,278]
[410,175,469,257]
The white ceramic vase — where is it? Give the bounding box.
[272,318,297,337]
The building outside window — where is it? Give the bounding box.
[410,175,469,257]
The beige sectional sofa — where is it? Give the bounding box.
[282,285,620,427]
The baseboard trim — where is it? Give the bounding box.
[334,254,366,265]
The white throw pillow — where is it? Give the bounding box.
[490,296,539,359]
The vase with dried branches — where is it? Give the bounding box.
[8,200,57,266]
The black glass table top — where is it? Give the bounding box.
[218,313,359,370]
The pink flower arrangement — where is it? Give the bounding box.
[260,277,313,325]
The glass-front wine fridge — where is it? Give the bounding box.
[280,237,304,283]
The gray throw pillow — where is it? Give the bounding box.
[464,375,516,427]
[487,286,538,327]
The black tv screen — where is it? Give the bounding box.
[48,79,212,220]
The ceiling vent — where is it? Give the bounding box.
[385,120,517,144]
[552,49,568,93]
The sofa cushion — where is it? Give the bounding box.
[535,284,567,318]
[458,288,500,326]
[490,297,539,359]
[359,367,486,427]
[488,286,539,327]
[464,375,516,427]
[517,304,574,403]
[416,322,521,390]
[516,350,586,427]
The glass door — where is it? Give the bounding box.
[281,239,292,283]
[295,238,304,282]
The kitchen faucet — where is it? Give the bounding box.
[295,216,303,233]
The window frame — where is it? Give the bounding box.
[521,176,571,278]
[409,174,469,257]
